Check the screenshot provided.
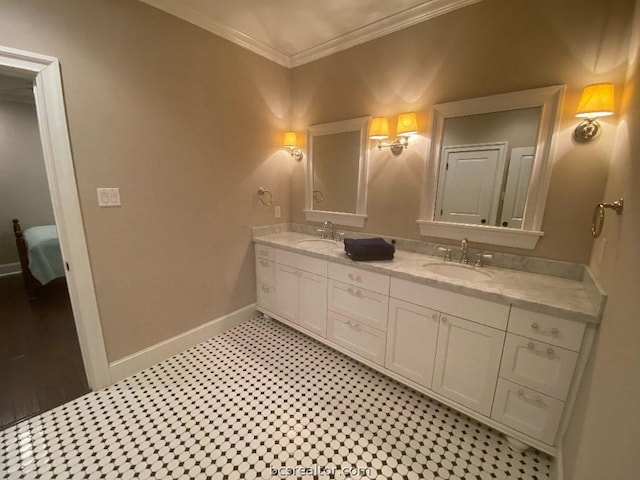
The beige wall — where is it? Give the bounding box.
[290,0,634,263]
[0,0,292,361]
[562,1,640,477]
[0,98,54,265]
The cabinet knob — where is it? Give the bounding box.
[260,260,270,267]
[441,316,448,323]
[348,273,362,282]
[432,313,439,321]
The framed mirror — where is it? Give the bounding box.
[418,86,565,249]
[304,117,370,227]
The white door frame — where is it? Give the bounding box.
[0,45,111,390]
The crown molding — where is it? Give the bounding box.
[139,0,481,69]
[139,0,291,67]
[289,0,482,67]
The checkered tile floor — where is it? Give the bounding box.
[1,315,550,479]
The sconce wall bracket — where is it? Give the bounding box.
[289,147,303,161]
[376,137,409,155]
[574,119,601,143]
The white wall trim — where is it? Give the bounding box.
[416,220,543,249]
[289,0,483,67]
[138,0,482,68]
[139,0,291,67]
[0,45,111,390]
[109,304,256,383]
[0,262,20,277]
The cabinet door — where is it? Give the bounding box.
[275,264,299,324]
[433,314,505,416]
[299,271,328,337]
[386,299,439,388]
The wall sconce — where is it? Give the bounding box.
[574,83,614,143]
[369,112,418,155]
[283,131,303,160]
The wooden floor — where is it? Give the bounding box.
[0,274,89,431]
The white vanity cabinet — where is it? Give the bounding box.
[432,314,505,416]
[272,249,328,337]
[385,299,439,388]
[255,245,276,311]
[254,240,596,455]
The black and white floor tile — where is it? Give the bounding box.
[1,315,550,479]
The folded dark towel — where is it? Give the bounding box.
[344,237,395,261]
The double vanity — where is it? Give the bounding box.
[253,229,603,456]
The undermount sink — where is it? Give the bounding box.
[296,238,340,247]
[422,262,493,282]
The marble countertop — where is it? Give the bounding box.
[254,231,603,324]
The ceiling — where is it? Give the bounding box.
[139,0,481,68]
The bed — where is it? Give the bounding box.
[12,218,65,300]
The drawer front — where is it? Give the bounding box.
[255,258,275,285]
[508,308,586,352]
[255,244,274,261]
[390,277,509,330]
[492,378,565,445]
[327,311,386,365]
[256,281,276,312]
[275,249,327,276]
[500,334,579,400]
[328,280,389,332]
[328,262,390,295]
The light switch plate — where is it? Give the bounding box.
[97,188,121,207]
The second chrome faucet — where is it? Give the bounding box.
[438,238,492,267]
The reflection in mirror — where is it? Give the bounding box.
[312,131,361,213]
[418,85,565,249]
[305,117,370,228]
[435,107,541,229]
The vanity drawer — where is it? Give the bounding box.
[255,244,274,261]
[500,334,578,400]
[255,258,275,285]
[491,378,564,445]
[275,249,327,276]
[328,262,390,295]
[328,280,389,332]
[256,281,276,311]
[508,308,585,352]
[390,277,509,330]
[327,311,386,365]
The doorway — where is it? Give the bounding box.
[0,46,110,403]
[0,74,91,429]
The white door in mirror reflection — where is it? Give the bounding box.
[500,147,534,229]
[436,143,507,226]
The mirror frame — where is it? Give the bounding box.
[417,85,566,249]
[304,116,370,227]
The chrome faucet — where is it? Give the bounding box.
[459,238,469,264]
[318,221,335,240]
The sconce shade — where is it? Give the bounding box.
[369,117,389,140]
[576,83,614,118]
[283,131,298,147]
[396,112,418,136]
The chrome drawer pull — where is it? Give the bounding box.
[260,260,270,267]
[347,287,363,297]
[531,323,559,336]
[346,319,360,331]
[347,273,362,282]
[518,389,544,406]
[527,342,555,358]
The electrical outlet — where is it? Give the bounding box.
[275,206,281,218]
[97,188,121,207]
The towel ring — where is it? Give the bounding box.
[258,187,274,206]
[313,189,324,203]
[591,197,624,238]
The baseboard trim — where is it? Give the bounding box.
[0,262,21,277]
[109,303,256,383]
